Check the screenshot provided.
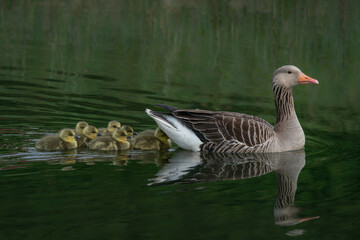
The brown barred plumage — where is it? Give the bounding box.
[173,110,276,153]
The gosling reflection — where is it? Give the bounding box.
[149,149,319,226]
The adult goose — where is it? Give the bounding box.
[146,65,318,153]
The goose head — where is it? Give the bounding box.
[112,128,129,143]
[107,120,121,133]
[75,121,89,134]
[59,129,77,144]
[272,65,318,89]
[84,125,99,140]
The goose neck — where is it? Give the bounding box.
[273,85,296,125]
[272,84,305,150]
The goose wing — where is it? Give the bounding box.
[171,109,275,147]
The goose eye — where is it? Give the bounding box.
[288,71,292,74]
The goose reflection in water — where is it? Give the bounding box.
[149,149,319,228]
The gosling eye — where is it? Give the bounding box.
[113,125,117,128]
[69,133,73,136]
[288,71,292,74]
[81,126,85,129]
[92,131,96,134]
[121,133,126,136]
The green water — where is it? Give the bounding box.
[0,1,359,239]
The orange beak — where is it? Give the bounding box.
[298,72,319,84]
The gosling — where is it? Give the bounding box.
[120,125,136,141]
[88,128,130,151]
[98,120,121,135]
[75,121,89,135]
[36,129,78,151]
[133,128,171,151]
[77,125,99,148]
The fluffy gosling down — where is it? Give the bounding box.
[77,125,100,148]
[133,128,171,151]
[121,125,136,139]
[136,129,155,137]
[36,129,78,151]
[98,120,121,135]
[88,128,130,151]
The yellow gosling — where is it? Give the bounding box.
[98,120,121,135]
[77,125,99,148]
[75,121,89,134]
[133,128,171,151]
[88,128,130,151]
[36,129,78,151]
[120,125,136,140]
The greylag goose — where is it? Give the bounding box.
[36,129,78,151]
[88,128,131,151]
[98,120,121,135]
[146,65,318,153]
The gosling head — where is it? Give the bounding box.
[83,125,99,140]
[272,65,318,89]
[75,121,89,134]
[107,120,121,133]
[154,128,170,143]
[112,128,129,143]
[121,125,135,137]
[59,129,77,144]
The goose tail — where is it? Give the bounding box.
[145,109,177,130]
[145,108,202,152]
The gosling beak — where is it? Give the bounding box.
[126,135,132,140]
[133,132,138,136]
[75,135,80,140]
[97,132,102,136]
[298,72,319,84]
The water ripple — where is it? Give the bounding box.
[305,129,359,158]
